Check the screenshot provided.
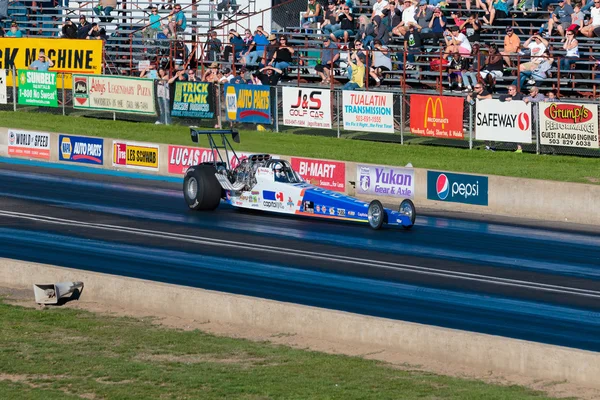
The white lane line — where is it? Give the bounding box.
[1,209,599,299]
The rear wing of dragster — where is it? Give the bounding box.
[189,127,240,170]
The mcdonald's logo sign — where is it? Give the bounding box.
[410,94,464,139]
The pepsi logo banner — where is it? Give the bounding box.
[282,87,332,129]
[59,135,103,165]
[475,99,532,143]
[291,157,345,192]
[427,171,488,206]
[356,164,414,199]
[538,102,599,149]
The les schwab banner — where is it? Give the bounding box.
[282,87,332,129]
[0,38,103,89]
[538,102,599,149]
[475,99,532,143]
[73,74,156,115]
[113,141,159,171]
[410,94,464,139]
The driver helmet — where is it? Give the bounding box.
[273,162,285,177]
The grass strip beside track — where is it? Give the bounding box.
[0,300,570,400]
[2,111,599,185]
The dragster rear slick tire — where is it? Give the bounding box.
[183,165,222,211]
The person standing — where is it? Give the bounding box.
[28,52,54,70]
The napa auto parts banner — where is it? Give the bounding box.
[0,38,103,89]
[538,102,599,149]
[72,74,156,115]
[113,141,159,171]
[410,94,464,139]
[7,129,50,160]
[342,91,394,133]
[475,99,532,143]
[224,84,271,123]
[59,135,103,165]
[291,157,345,192]
[168,145,217,174]
[282,87,332,129]
[356,164,414,199]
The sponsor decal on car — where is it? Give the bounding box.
[337,208,346,216]
[303,201,314,213]
[427,171,488,206]
[263,201,284,209]
[263,191,284,202]
[59,135,103,165]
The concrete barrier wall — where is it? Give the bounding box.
[1,258,599,389]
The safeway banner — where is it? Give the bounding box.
[475,99,532,143]
[7,129,50,160]
[356,164,414,199]
[291,157,345,192]
[113,141,159,171]
[282,87,332,129]
[73,75,156,115]
[410,94,464,138]
[538,102,599,149]
[168,145,217,174]
[0,69,7,104]
[224,84,271,123]
[342,91,394,133]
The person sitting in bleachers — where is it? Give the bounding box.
[315,36,340,85]
[223,29,244,63]
[241,26,269,65]
[372,0,388,20]
[270,36,294,71]
[5,21,23,37]
[369,39,392,86]
[484,0,510,27]
[77,15,91,39]
[445,25,471,56]
[204,30,223,62]
[513,54,553,89]
[559,28,578,78]
[479,43,503,91]
[242,29,253,52]
[523,85,546,103]
[404,24,423,69]
[168,3,186,38]
[93,0,116,23]
[501,26,520,67]
[372,15,390,45]
[257,65,283,86]
[414,1,433,33]
[581,0,600,37]
[569,3,585,34]
[453,12,481,44]
[142,7,162,42]
[216,0,239,21]
[86,23,106,40]
[392,0,417,37]
[322,0,341,35]
[545,0,573,37]
[330,3,354,43]
[342,48,365,90]
[355,15,375,47]
[302,0,322,28]
[62,18,77,39]
[381,1,402,30]
[461,42,482,92]
[518,34,548,73]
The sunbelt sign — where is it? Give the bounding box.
[427,171,488,206]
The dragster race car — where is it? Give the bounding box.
[182,129,416,230]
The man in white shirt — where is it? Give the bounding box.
[518,34,549,72]
[392,0,416,37]
[581,0,600,37]
[372,0,388,20]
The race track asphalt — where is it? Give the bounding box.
[0,160,599,351]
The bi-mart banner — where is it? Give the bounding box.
[282,87,332,129]
[342,91,394,133]
[172,82,215,119]
[17,70,57,107]
[0,38,103,89]
[224,84,271,123]
[72,74,156,115]
[538,102,599,149]
[475,99,532,143]
[410,94,464,139]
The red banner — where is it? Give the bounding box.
[410,95,464,139]
[168,145,217,174]
[291,157,345,192]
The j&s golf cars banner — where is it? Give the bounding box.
[72,74,156,115]
[172,82,216,119]
[538,102,599,149]
[342,91,394,133]
[356,164,414,199]
[282,87,332,129]
[410,94,464,139]
[17,70,57,107]
[225,84,271,123]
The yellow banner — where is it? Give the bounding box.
[113,141,159,171]
[0,38,103,89]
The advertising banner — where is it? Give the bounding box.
[0,38,103,89]
[17,70,57,107]
[224,84,271,123]
[172,82,215,119]
[7,129,50,160]
[282,87,332,129]
[356,164,414,199]
[410,94,464,139]
[427,171,488,206]
[59,135,104,165]
[475,99,532,143]
[113,141,159,171]
[167,145,217,174]
[538,102,599,149]
[291,157,345,192]
[0,69,6,104]
[342,91,394,133]
[72,75,156,115]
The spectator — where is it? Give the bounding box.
[382,1,402,30]
[140,63,158,79]
[355,15,375,47]
[485,0,509,27]
[168,4,186,37]
[257,65,282,86]
[426,6,446,42]
[479,43,503,91]
[372,0,388,19]
[466,83,492,104]
[219,67,234,83]
[302,0,322,28]
[315,36,340,85]
[559,28,579,77]
[86,23,106,40]
[523,85,545,103]
[342,48,365,90]
[77,15,91,39]
[499,84,524,101]
[330,3,354,43]
[569,3,585,33]
[322,0,341,35]
[204,30,223,62]
[414,1,433,33]
[216,0,239,20]
[270,36,294,71]
[202,62,219,82]
[230,67,248,84]
[404,24,423,68]
[546,0,574,37]
[518,34,548,72]
[580,0,600,37]
[445,25,471,56]
[28,51,53,70]
[242,28,253,52]
[513,55,553,89]
[93,0,116,23]
[143,7,162,42]
[501,26,520,67]
[467,0,490,14]
[369,39,392,86]
[461,43,482,92]
[372,15,390,45]
[5,21,23,37]
[241,26,269,65]
[251,34,279,68]
[546,89,559,101]
[156,67,171,125]
[453,12,481,44]
[62,18,77,38]
[223,29,244,63]
[392,0,417,37]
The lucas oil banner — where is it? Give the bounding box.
[538,102,599,149]
[282,87,332,129]
[342,91,394,133]
[224,84,271,123]
[0,38,103,89]
[356,164,414,199]
[410,94,464,139]
[172,82,215,119]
